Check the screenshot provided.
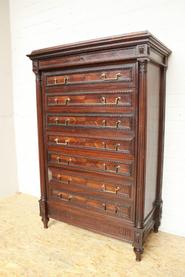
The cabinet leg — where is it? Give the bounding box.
[39,198,49,229]
[153,223,159,233]
[133,228,144,261]
[133,247,144,262]
[42,216,49,229]
[154,200,162,233]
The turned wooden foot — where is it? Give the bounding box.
[39,198,49,229]
[134,247,144,262]
[42,216,49,228]
[154,200,162,233]
[154,223,159,233]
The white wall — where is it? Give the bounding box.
[0,0,18,198]
[9,0,185,236]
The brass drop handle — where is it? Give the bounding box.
[57,193,73,201]
[57,174,71,185]
[115,186,120,193]
[68,195,73,201]
[54,97,59,104]
[116,120,121,128]
[101,96,106,104]
[57,156,62,163]
[57,174,62,181]
[65,98,70,105]
[115,206,118,214]
[102,184,120,194]
[65,119,70,126]
[68,178,72,185]
[116,165,120,173]
[54,76,68,85]
[115,143,120,151]
[115,97,121,105]
[103,163,107,171]
[102,119,107,127]
[67,158,72,165]
[102,142,107,149]
[102,203,106,210]
[55,117,59,124]
[101,72,121,81]
[54,138,69,145]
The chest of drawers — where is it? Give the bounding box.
[27,31,171,261]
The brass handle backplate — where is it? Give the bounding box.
[65,98,70,105]
[115,143,120,151]
[102,120,107,127]
[54,138,69,145]
[102,142,107,149]
[57,193,72,201]
[65,119,70,126]
[115,97,121,105]
[57,156,62,163]
[102,184,120,194]
[116,120,121,128]
[101,96,106,104]
[55,117,59,124]
[54,76,68,85]
[101,72,121,81]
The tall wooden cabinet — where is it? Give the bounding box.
[27,31,171,261]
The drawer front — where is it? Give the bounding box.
[45,127,135,141]
[46,90,135,113]
[48,151,134,177]
[47,133,134,155]
[47,92,133,106]
[48,167,133,200]
[46,64,135,86]
[47,114,134,131]
[50,188,133,221]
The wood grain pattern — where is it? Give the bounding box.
[27,31,171,261]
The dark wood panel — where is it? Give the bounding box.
[39,47,136,69]
[48,151,134,177]
[48,200,134,242]
[48,167,134,200]
[46,64,135,86]
[45,125,135,139]
[144,63,160,218]
[47,133,135,156]
[50,187,133,221]
[45,90,136,114]
[48,166,134,185]
[46,113,135,131]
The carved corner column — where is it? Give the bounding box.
[154,62,167,233]
[133,59,148,261]
[33,61,49,228]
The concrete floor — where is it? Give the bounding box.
[0,193,185,277]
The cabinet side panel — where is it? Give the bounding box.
[144,63,160,218]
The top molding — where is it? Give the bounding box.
[27,31,171,61]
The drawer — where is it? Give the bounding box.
[47,91,133,107]
[46,64,135,86]
[45,90,136,114]
[48,151,134,177]
[46,126,135,141]
[50,187,133,221]
[48,167,134,200]
[47,114,134,131]
[47,133,135,155]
